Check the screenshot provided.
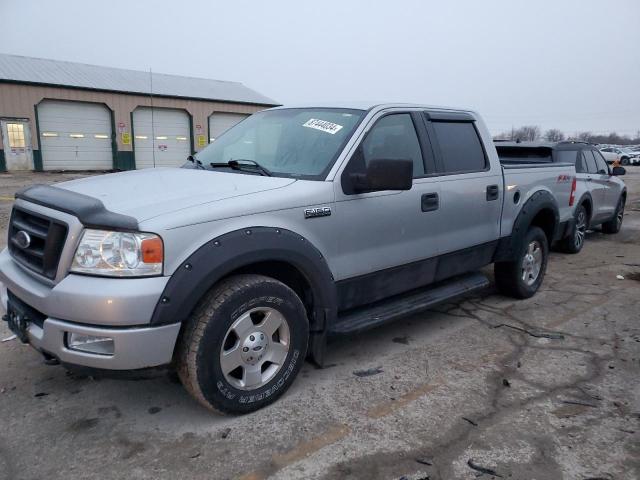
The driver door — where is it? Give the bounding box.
[333,111,442,310]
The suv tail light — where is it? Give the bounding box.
[569,177,577,206]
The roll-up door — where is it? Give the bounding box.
[38,100,113,170]
[133,108,190,169]
[208,112,249,143]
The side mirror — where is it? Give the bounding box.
[350,159,413,193]
[612,166,626,176]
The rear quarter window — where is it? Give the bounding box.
[432,122,486,173]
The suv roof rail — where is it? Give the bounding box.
[557,140,595,146]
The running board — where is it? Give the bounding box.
[329,272,489,336]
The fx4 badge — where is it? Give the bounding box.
[304,207,332,219]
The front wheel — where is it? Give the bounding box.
[602,196,625,234]
[176,274,309,414]
[620,157,629,166]
[495,226,549,299]
[558,204,588,254]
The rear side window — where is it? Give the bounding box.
[593,150,609,174]
[431,122,486,173]
[554,150,578,167]
[582,150,598,174]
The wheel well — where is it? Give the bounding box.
[530,208,556,245]
[580,199,592,222]
[226,261,315,321]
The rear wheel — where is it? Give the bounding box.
[176,274,308,414]
[620,157,629,166]
[558,204,588,254]
[495,226,549,299]
[602,196,625,234]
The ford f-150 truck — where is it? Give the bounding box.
[1,103,579,413]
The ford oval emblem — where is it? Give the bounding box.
[14,230,31,250]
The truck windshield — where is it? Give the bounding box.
[192,108,366,179]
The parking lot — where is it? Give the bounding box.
[0,170,639,480]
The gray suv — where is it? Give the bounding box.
[2,103,580,413]
[496,141,627,253]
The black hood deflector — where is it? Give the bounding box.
[15,184,139,231]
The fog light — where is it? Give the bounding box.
[67,333,114,355]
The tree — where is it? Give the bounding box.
[577,131,593,142]
[544,129,565,142]
[513,125,541,142]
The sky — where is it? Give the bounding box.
[1,0,639,136]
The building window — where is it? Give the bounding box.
[7,123,26,148]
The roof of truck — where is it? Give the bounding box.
[270,101,473,112]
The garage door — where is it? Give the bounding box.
[209,112,249,143]
[38,101,113,170]
[133,108,190,169]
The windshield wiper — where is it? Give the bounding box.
[209,159,272,177]
[187,155,205,170]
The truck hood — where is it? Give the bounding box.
[58,168,296,222]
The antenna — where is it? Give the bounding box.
[150,68,156,168]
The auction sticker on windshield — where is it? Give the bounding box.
[302,118,344,135]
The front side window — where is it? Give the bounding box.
[431,121,486,173]
[359,114,424,177]
[193,108,365,179]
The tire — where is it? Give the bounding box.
[601,196,625,234]
[620,157,629,166]
[176,274,309,414]
[494,226,549,299]
[557,204,588,254]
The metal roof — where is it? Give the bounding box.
[0,53,278,106]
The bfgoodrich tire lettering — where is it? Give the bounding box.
[176,274,308,414]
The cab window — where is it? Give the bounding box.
[359,113,425,177]
[431,121,487,173]
[592,150,609,174]
[582,150,598,174]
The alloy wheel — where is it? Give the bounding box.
[521,240,543,286]
[220,307,290,391]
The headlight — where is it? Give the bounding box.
[71,229,163,277]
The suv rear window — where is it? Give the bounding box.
[432,122,486,173]
[496,146,552,164]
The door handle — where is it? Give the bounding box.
[421,192,439,212]
[587,177,593,182]
[486,184,499,201]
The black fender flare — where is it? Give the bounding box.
[494,190,560,262]
[150,227,338,333]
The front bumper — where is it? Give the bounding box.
[0,249,180,370]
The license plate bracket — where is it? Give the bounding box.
[5,299,29,343]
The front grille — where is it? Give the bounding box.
[8,207,68,280]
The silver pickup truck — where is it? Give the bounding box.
[1,103,578,413]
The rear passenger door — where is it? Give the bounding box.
[581,149,608,222]
[592,150,618,217]
[423,112,502,272]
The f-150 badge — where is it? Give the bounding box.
[304,207,332,219]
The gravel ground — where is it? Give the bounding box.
[0,169,639,480]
